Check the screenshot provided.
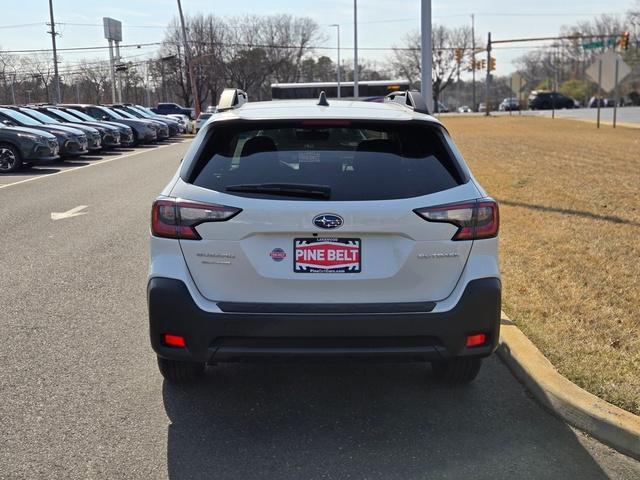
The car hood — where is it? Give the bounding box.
[1,126,56,140]
[34,124,86,136]
[53,123,99,135]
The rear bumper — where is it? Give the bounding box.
[148,277,501,363]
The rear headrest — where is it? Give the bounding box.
[356,139,398,154]
[240,136,277,157]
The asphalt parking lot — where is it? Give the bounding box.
[1,140,639,479]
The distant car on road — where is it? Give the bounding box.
[478,103,486,112]
[148,88,501,385]
[151,102,194,119]
[499,98,520,111]
[0,125,59,172]
[457,105,473,113]
[434,101,449,113]
[528,91,575,110]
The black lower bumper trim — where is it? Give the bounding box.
[148,277,501,363]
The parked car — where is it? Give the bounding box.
[126,105,183,136]
[166,113,194,134]
[0,107,88,158]
[457,105,473,113]
[61,104,158,146]
[148,89,501,384]
[59,107,135,147]
[151,102,194,119]
[106,105,170,140]
[16,107,103,152]
[195,112,213,132]
[478,103,486,112]
[108,104,175,138]
[499,98,520,111]
[0,124,59,173]
[528,91,575,110]
[33,106,122,149]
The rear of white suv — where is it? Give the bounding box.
[148,94,500,384]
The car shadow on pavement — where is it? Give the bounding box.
[4,167,61,176]
[497,198,640,228]
[162,358,612,480]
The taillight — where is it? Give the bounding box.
[151,197,241,240]
[414,199,499,241]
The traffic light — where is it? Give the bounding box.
[454,49,463,64]
[480,59,487,70]
[490,57,497,71]
[620,32,630,51]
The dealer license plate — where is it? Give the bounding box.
[294,238,361,273]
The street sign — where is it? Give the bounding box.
[510,72,526,94]
[586,51,631,93]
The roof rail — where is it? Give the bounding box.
[217,88,248,112]
[385,90,430,115]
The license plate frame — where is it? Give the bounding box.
[293,237,361,273]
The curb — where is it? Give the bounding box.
[497,312,640,460]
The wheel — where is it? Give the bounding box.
[157,356,205,383]
[431,357,482,385]
[0,144,23,173]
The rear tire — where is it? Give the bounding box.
[157,356,205,383]
[431,357,482,385]
[0,144,23,173]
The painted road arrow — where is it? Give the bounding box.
[51,205,89,221]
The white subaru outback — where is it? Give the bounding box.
[148,89,500,384]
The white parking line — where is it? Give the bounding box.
[0,141,187,191]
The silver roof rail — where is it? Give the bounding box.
[217,88,248,112]
[385,90,430,115]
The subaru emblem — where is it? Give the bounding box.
[313,214,343,229]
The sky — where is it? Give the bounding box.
[0,0,636,77]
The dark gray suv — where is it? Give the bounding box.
[0,125,59,173]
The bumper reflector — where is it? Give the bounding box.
[163,333,186,348]
[466,333,487,348]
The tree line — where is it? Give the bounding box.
[0,4,638,108]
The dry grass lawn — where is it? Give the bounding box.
[442,116,640,415]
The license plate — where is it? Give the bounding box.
[294,238,361,273]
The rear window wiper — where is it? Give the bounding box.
[225,183,331,200]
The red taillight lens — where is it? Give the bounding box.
[151,197,241,240]
[466,333,487,348]
[163,333,186,348]
[414,199,499,241]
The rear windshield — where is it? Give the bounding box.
[188,121,465,201]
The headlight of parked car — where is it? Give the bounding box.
[17,133,44,142]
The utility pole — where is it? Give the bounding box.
[421,0,433,112]
[330,24,341,98]
[485,32,491,116]
[47,0,61,103]
[177,0,200,117]
[353,0,359,99]
[471,14,476,110]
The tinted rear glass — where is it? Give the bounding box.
[189,121,464,201]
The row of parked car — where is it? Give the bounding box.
[0,103,189,173]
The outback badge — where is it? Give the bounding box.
[313,214,343,230]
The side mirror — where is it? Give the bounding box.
[102,115,110,121]
[2,120,15,126]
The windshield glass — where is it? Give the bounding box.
[0,108,43,126]
[128,107,151,118]
[66,108,96,122]
[190,122,463,201]
[20,108,60,124]
[98,107,123,119]
[114,109,136,119]
[47,108,81,122]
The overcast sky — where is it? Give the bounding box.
[0,0,635,77]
